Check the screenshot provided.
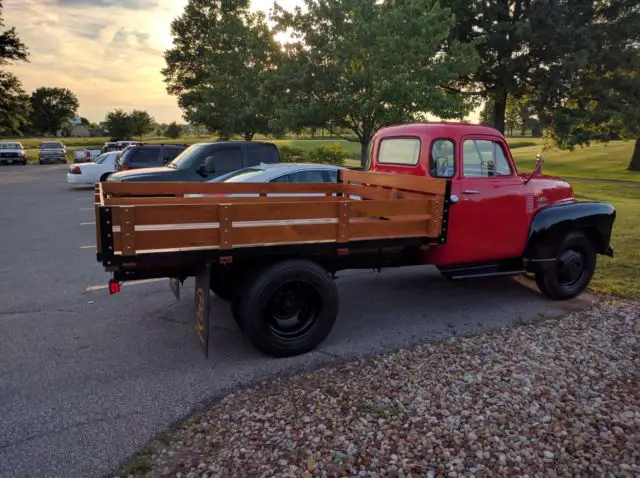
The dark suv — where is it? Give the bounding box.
[116,143,188,171]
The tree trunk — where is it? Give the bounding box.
[628,138,640,171]
[243,132,254,141]
[493,89,507,134]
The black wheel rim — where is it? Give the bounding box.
[558,248,587,287]
[264,281,320,341]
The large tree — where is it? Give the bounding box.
[163,0,279,141]
[130,109,155,140]
[29,87,79,135]
[270,0,479,167]
[0,0,30,135]
[104,109,134,141]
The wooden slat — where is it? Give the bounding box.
[104,195,347,206]
[350,199,430,218]
[113,204,220,226]
[114,228,220,252]
[350,217,432,240]
[95,205,102,253]
[232,222,337,246]
[340,170,447,195]
[230,201,337,222]
[102,181,342,197]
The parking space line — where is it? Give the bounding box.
[80,245,95,249]
[80,222,95,226]
[85,278,167,292]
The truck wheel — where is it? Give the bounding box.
[99,172,111,182]
[535,232,596,300]
[235,259,338,357]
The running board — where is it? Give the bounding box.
[449,269,525,280]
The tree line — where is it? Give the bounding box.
[162,0,640,169]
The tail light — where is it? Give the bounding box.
[71,166,81,174]
[108,280,121,295]
[120,163,130,170]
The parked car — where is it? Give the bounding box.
[0,141,27,165]
[101,142,120,153]
[185,163,343,199]
[67,151,119,185]
[107,141,280,182]
[73,149,102,163]
[113,143,188,172]
[38,141,67,164]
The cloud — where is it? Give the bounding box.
[55,0,158,9]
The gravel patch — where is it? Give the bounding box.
[118,299,639,477]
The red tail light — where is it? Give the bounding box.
[120,163,130,170]
[71,166,81,174]
[108,280,121,295]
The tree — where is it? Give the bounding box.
[29,87,79,135]
[104,109,134,141]
[0,0,30,135]
[163,0,279,141]
[271,0,480,167]
[164,121,182,139]
[130,109,155,140]
[528,1,640,170]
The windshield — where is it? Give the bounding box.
[168,143,209,169]
[0,143,21,149]
[41,142,62,149]
[95,152,114,164]
[215,167,266,182]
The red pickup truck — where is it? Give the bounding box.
[94,122,616,358]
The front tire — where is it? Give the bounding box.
[535,232,596,300]
[235,259,338,357]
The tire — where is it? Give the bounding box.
[235,259,338,357]
[534,231,596,300]
[99,172,111,182]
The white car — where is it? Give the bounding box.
[0,141,27,165]
[66,151,119,185]
[185,163,345,198]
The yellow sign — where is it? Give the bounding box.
[194,287,206,346]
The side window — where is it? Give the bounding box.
[271,174,290,183]
[429,139,455,178]
[163,147,182,162]
[378,138,420,165]
[126,147,159,164]
[463,140,513,177]
[205,147,243,173]
[280,170,328,183]
[246,144,278,166]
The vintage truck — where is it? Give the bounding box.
[93,122,616,358]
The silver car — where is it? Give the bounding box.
[38,141,67,164]
[0,141,27,165]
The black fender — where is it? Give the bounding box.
[524,200,616,263]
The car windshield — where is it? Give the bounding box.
[216,167,266,182]
[41,142,62,149]
[168,143,208,169]
[95,153,113,164]
[0,143,21,149]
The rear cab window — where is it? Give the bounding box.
[378,138,421,166]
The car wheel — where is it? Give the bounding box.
[235,259,338,357]
[535,231,596,300]
[99,172,112,182]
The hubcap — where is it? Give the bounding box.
[264,281,320,341]
[558,249,586,287]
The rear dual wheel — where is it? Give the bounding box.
[231,260,338,357]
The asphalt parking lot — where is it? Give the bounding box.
[0,164,595,478]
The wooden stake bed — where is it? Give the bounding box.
[94,170,448,268]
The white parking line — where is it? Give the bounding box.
[80,222,95,226]
[80,245,95,249]
[85,277,167,292]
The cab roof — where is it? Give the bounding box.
[373,122,504,140]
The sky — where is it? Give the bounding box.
[3,0,478,125]
[3,0,298,124]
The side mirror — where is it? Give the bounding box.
[525,152,544,184]
[203,156,216,173]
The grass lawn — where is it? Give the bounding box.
[571,182,639,299]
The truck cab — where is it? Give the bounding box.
[367,122,616,299]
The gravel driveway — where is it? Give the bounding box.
[119,299,639,477]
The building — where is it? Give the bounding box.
[69,124,91,137]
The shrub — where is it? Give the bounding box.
[508,141,537,149]
[306,143,349,165]
[278,144,308,163]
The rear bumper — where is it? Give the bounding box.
[0,156,25,164]
[67,173,92,184]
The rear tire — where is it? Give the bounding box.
[235,259,338,357]
[99,172,111,182]
[535,231,596,300]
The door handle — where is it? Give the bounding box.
[463,189,480,195]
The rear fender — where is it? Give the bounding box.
[524,200,616,264]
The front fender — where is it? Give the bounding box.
[524,200,616,260]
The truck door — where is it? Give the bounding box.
[433,136,530,265]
